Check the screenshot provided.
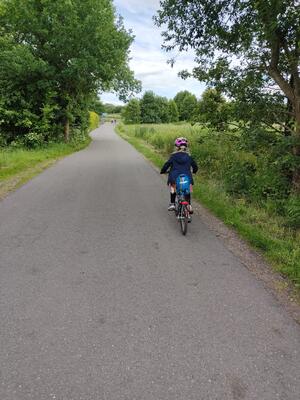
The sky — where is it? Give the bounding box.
[101,0,206,105]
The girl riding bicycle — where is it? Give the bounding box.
[160,137,198,212]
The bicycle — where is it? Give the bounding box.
[174,174,191,235]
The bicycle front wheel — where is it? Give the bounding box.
[179,204,188,235]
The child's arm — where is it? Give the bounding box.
[191,157,198,174]
[160,158,172,174]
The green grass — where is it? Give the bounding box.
[117,128,165,168]
[0,137,91,198]
[0,140,89,180]
[0,111,99,196]
[117,122,300,292]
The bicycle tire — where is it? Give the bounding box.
[179,204,188,235]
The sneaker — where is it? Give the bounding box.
[187,204,193,214]
[168,203,175,211]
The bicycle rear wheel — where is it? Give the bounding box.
[179,204,188,235]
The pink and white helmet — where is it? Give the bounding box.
[174,137,188,148]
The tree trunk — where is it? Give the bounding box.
[284,75,294,136]
[64,118,70,143]
[292,100,300,194]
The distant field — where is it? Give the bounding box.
[102,113,122,123]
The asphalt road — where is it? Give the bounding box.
[0,123,299,400]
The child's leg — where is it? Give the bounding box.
[186,185,193,213]
[168,184,176,210]
[169,184,176,203]
[185,184,193,203]
[170,192,176,203]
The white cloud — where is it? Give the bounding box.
[101,0,206,104]
[114,0,161,14]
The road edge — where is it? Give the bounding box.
[116,127,300,324]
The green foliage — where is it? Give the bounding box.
[120,122,297,218]
[240,127,280,153]
[155,0,300,192]
[125,94,180,125]
[0,36,56,143]
[181,93,197,121]
[174,91,197,121]
[89,111,100,131]
[168,100,179,122]
[174,91,189,118]
[285,196,300,229]
[0,0,140,144]
[0,137,91,197]
[156,96,171,123]
[89,96,105,116]
[140,92,160,123]
[117,122,300,287]
[194,88,230,130]
[140,91,170,124]
[112,105,124,114]
[104,103,124,114]
[22,132,45,149]
[123,99,141,124]
[223,152,257,196]
[155,1,299,115]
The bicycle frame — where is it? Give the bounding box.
[175,192,190,235]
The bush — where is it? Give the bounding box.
[0,134,7,147]
[23,132,44,149]
[89,111,99,131]
[285,195,300,229]
[223,152,257,195]
[240,127,279,153]
[249,161,291,202]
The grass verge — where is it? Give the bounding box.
[0,111,100,198]
[117,124,300,296]
[0,137,91,199]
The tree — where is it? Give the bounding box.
[89,95,105,116]
[104,104,124,114]
[181,93,197,121]
[155,0,300,192]
[168,100,179,122]
[0,0,140,143]
[195,88,230,130]
[174,91,197,121]
[157,96,171,123]
[174,91,190,120]
[0,35,57,145]
[140,91,162,123]
[135,93,178,124]
[113,105,124,114]
[123,99,141,124]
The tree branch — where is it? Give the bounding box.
[268,67,295,102]
[262,117,294,135]
[277,30,300,95]
[267,34,295,102]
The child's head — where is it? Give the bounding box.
[175,137,188,151]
